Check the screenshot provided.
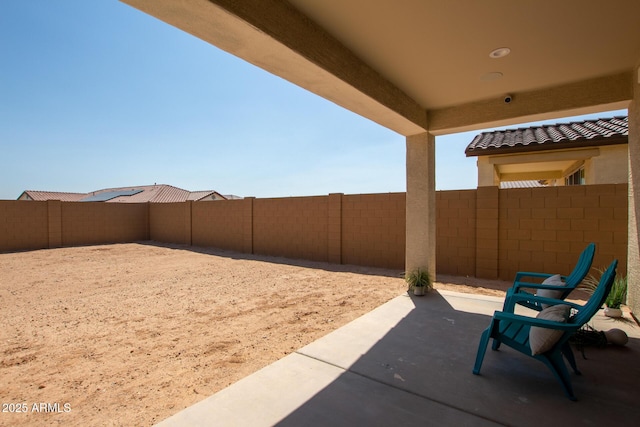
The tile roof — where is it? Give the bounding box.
[465,116,628,157]
[499,180,549,189]
[18,185,228,203]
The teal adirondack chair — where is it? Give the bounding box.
[502,243,596,313]
[473,259,617,400]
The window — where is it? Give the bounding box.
[565,168,585,186]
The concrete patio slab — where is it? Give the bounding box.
[155,290,640,427]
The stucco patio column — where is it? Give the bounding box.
[628,62,640,316]
[406,132,436,281]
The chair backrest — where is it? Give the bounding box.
[565,243,596,287]
[571,259,617,326]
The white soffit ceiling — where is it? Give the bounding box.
[288,0,640,109]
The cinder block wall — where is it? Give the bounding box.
[61,202,149,246]
[0,200,49,252]
[0,185,629,280]
[498,184,628,280]
[435,190,477,276]
[150,202,191,245]
[253,196,329,262]
[192,199,251,253]
[342,193,405,269]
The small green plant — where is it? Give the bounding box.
[605,276,627,309]
[579,269,627,309]
[405,268,432,292]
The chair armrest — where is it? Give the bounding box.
[512,280,568,293]
[513,271,568,282]
[513,271,555,282]
[507,293,583,311]
[493,311,578,331]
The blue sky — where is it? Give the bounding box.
[0,1,627,200]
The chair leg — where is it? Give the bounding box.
[473,327,492,375]
[561,343,581,375]
[491,338,501,350]
[544,352,577,401]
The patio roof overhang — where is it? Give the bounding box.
[120,0,639,135]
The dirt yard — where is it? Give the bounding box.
[0,243,507,426]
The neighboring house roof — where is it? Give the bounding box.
[187,190,227,201]
[18,185,228,203]
[465,116,628,157]
[93,185,193,203]
[499,180,549,189]
[18,191,86,202]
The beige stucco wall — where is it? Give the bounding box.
[585,145,629,184]
[477,145,628,187]
[627,63,640,316]
[477,157,499,186]
[405,133,436,280]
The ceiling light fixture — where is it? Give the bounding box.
[489,47,511,59]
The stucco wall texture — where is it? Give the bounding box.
[0,185,628,279]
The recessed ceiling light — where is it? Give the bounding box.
[489,47,511,59]
[480,72,503,81]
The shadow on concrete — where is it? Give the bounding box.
[274,291,640,427]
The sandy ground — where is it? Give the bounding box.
[0,243,508,426]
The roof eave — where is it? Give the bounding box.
[465,135,628,157]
